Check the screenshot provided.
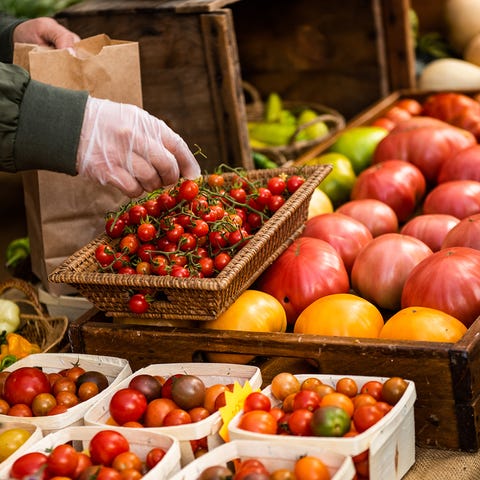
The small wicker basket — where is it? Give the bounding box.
[244,82,346,165]
[48,165,332,322]
[0,278,68,353]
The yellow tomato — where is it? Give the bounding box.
[203,290,287,363]
[293,293,384,338]
[0,428,32,461]
[379,306,467,342]
[308,187,334,219]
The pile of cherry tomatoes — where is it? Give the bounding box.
[198,455,331,480]
[93,168,306,313]
[8,429,167,480]
[102,372,233,457]
[235,373,408,480]
[0,365,109,417]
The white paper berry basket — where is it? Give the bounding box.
[171,439,356,480]
[84,362,262,466]
[0,353,132,434]
[0,421,43,468]
[0,425,181,480]
[228,374,416,480]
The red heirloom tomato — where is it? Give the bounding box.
[372,116,476,183]
[336,198,399,237]
[402,247,480,327]
[400,214,460,252]
[351,159,426,222]
[421,92,480,140]
[437,144,480,183]
[351,233,433,311]
[422,180,480,219]
[256,237,350,326]
[301,212,373,273]
[4,367,51,407]
[442,213,480,250]
[89,430,130,466]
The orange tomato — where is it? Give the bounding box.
[203,290,287,363]
[379,306,467,342]
[320,392,354,418]
[294,456,330,480]
[294,293,384,338]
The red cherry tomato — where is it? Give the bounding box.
[89,430,130,466]
[109,388,148,425]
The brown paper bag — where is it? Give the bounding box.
[13,34,143,295]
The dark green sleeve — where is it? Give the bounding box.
[15,79,89,175]
[0,61,89,175]
[0,13,26,63]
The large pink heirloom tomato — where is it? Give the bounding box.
[301,212,373,273]
[372,116,476,183]
[255,237,350,326]
[350,159,426,222]
[351,233,433,311]
[402,247,480,327]
[422,180,480,219]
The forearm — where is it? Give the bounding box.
[0,61,88,175]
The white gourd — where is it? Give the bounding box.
[418,58,480,90]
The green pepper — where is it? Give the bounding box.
[249,122,297,146]
[264,92,283,122]
[253,152,278,169]
[5,237,30,268]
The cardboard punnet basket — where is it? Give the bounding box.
[84,362,262,465]
[171,439,356,480]
[0,426,181,480]
[0,353,131,434]
[228,374,417,480]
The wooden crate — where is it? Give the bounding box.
[56,0,415,170]
[69,308,480,453]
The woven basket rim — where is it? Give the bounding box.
[0,278,69,353]
[49,165,332,292]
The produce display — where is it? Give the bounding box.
[250,91,480,343]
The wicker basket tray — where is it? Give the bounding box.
[244,82,346,165]
[0,278,68,353]
[48,165,331,321]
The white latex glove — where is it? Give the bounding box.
[76,97,201,197]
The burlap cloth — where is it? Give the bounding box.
[404,446,480,479]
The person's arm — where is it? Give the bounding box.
[0,13,26,63]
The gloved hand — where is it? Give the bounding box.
[76,97,202,197]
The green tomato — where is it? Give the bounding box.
[0,428,32,461]
[310,405,351,437]
[328,126,388,174]
[305,152,356,207]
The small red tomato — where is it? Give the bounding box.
[128,294,150,314]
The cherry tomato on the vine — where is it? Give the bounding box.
[128,293,150,314]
